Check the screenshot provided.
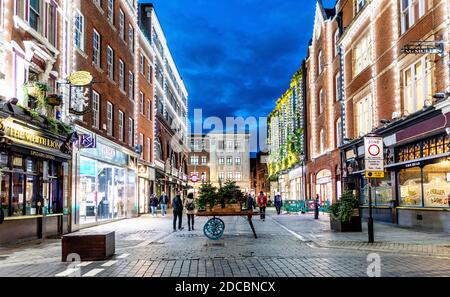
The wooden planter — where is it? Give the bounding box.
[330,215,362,232]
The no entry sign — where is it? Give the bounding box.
[364,137,384,178]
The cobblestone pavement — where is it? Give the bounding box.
[0,210,449,277]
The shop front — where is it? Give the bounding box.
[288,167,305,201]
[137,164,155,215]
[72,127,138,229]
[0,105,72,243]
[316,170,332,204]
[342,106,450,230]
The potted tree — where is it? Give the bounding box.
[217,180,244,212]
[197,182,218,212]
[329,191,362,232]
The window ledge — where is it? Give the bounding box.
[108,21,117,32]
[107,77,116,85]
[92,63,104,73]
[75,48,88,59]
[397,207,450,212]
[93,2,105,15]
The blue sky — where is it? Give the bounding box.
[141,0,335,136]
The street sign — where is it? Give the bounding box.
[190,174,199,183]
[364,136,384,179]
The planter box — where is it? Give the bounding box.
[330,216,362,232]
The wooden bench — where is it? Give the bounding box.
[62,231,115,262]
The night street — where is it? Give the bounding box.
[1,209,449,277]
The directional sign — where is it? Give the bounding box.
[364,137,384,179]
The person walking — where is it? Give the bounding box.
[172,191,184,231]
[274,192,283,215]
[314,194,320,220]
[159,192,169,217]
[246,193,256,211]
[184,193,196,231]
[150,194,158,217]
[257,191,268,221]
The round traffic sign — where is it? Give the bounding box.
[190,174,199,183]
[368,144,381,157]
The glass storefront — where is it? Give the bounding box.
[139,177,149,214]
[398,160,450,208]
[360,175,393,206]
[0,151,64,217]
[79,156,128,225]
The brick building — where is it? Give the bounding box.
[305,1,342,204]
[337,0,450,231]
[0,0,74,243]
[187,134,211,195]
[68,0,141,229]
[251,152,270,197]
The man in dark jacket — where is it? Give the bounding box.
[274,192,283,215]
[172,191,184,231]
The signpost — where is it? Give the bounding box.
[364,136,384,244]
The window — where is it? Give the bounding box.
[201,156,207,165]
[46,2,56,45]
[226,156,233,165]
[401,0,428,33]
[107,0,114,24]
[117,110,124,141]
[107,46,114,80]
[353,33,371,76]
[423,163,450,208]
[128,72,134,100]
[218,157,225,165]
[128,24,134,52]
[403,57,433,115]
[92,91,100,129]
[399,167,422,206]
[119,60,125,90]
[107,102,113,136]
[235,157,241,165]
[140,54,145,74]
[235,172,241,181]
[235,141,242,149]
[29,0,41,32]
[139,133,144,148]
[335,73,341,101]
[318,50,323,74]
[93,29,101,66]
[147,137,151,161]
[227,172,234,180]
[128,118,134,146]
[334,30,339,57]
[319,89,324,114]
[319,129,325,153]
[355,96,373,137]
[74,11,85,51]
[219,172,225,181]
[139,92,144,114]
[226,140,233,149]
[147,64,152,83]
[119,9,125,39]
[336,117,342,148]
[355,0,366,13]
[190,156,199,165]
[147,99,151,120]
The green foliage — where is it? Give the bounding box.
[267,174,279,182]
[47,118,60,134]
[198,182,218,211]
[330,191,361,222]
[217,180,245,205]
[29,109,40,119]
[23,82,50,111]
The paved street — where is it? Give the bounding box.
[0,209,449,277]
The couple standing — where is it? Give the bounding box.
[172,192,196,232]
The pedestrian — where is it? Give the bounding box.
[257,191,268,221]
[246,193,256,211]
[159,192,169,217]
[314,194,320,220]
[172,191,184,231]
[150,194,158,217]
[184,193,196,231]
[274,192,283,215]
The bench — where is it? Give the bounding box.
[62,231,115,262]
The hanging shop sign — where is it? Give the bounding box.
[402,42,444,55]
[68,71,94,116]
[364,137,384,178]
[79,133,96,149]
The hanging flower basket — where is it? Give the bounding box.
[46,94,63,107]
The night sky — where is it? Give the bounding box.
[140,0,335,137]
